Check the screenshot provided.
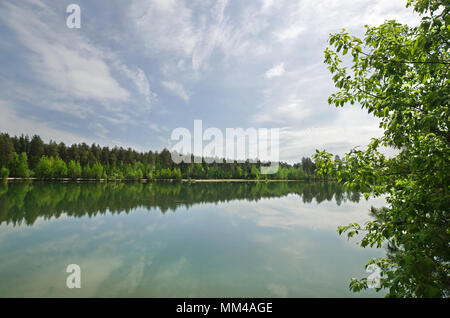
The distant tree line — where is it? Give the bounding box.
[0,133,322,181]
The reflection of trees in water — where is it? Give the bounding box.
[0,181,361,226]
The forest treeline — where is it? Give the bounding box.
[0,133,324,180]
[0,181,360,226]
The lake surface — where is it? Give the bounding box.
[0,181,386,297]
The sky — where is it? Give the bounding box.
[0,0,419,163]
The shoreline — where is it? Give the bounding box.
[2,177,324,183]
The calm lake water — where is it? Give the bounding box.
[0,181,386,297]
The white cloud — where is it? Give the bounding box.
[295,0,418,33]
[191,1,270,71]
[161,81,190,102]
[130,0,269,72]
[149,123,161,133]
[264,63,285,79]
[88,122,109,139]
[0,2,129,102]
[0,0,158,137]
[252,98,310,124]
[116,63,154,105]
[277,107,385,162]
[129,0,198,56]
[0,100,95,145]
[273,23,306,41]
[149,123,170,133]
[261,0,275,13]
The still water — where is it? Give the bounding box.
[0,181,386,297]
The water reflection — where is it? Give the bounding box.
[0,181,361,226]
[0,181,385,297]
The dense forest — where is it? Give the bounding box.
[0,133,323,181]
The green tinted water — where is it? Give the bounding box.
[0,181,386,297]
